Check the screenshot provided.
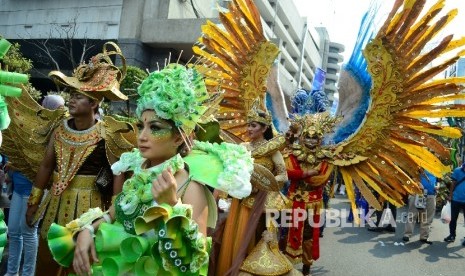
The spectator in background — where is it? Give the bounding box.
[4,94,64,276]
[444,162,465,246]
[367,201,397,233]
[41,94,65,110]
[403,169,437,244]
[5,165,36,276]
[348,187,369,223]
[319,181,332,237]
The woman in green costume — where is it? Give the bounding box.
[47,63,253,275]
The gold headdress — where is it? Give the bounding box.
[48,42,127,101]
[296,112,340,138]
[246,101,272,126]
[289,112,341,164]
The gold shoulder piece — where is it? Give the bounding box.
[32,109,67,144]
[252,135,286,158]
[103,115,137,162]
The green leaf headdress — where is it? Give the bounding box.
[136,64,212,142]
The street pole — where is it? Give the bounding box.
[297,21,308,88]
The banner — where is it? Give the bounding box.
[311,68,326,92]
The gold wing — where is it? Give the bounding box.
[332,0,465,213]
[1,85,66,181]
[193,0,280,141]
[102,115,137,162]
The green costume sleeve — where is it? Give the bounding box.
[0,37,28,130]
[47,203,211,275]
[183,140,253,199]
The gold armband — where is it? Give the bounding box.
[28,186,44,206]
[218,191,229,199]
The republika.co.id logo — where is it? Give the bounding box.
[264,208,415,228]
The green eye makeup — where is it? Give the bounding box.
[150,127,172,140]
[138,116,173,140]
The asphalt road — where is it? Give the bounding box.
[309,195,465,276]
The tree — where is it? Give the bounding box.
[22,13,97,75]
[118,65,148,116]
[0,39,33,74]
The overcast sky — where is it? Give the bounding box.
[292,0,465,62]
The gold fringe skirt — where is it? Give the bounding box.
[35,173,103,238]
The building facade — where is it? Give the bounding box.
[0,0,344,103]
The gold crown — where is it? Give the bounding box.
[247,102,272,126]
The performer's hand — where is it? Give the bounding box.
[302,170,316,178]
[151,168,178,206]
[73,228,98,275]
[25,204,38,227]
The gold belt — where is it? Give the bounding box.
[289,190,321,203]
[52,172,97,190]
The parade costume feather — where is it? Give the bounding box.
[193,0,280,141]
[197,0,465,218]
[329,0,465,214]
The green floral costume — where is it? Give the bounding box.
[46,63,254,275]
[47,141,253,275]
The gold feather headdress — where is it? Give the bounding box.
[48,42,127,101]
[193,0,280,141]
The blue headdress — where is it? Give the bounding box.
[290,88,329,117]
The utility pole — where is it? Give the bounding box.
[297,21,308,88]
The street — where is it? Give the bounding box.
[1,193,465,275]
[310,195,465,276]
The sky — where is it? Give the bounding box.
[292,0,465,62]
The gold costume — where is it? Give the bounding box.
[35,120,108,237]
[1,43,136,275]
[241,138,289,210]
[32,115,135,275]
[217,137,297,276]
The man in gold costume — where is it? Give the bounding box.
[284,114,337,276]
[19,43,135,274]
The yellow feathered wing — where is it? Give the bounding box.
[333,0,465,211]
[193,0,280,141]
